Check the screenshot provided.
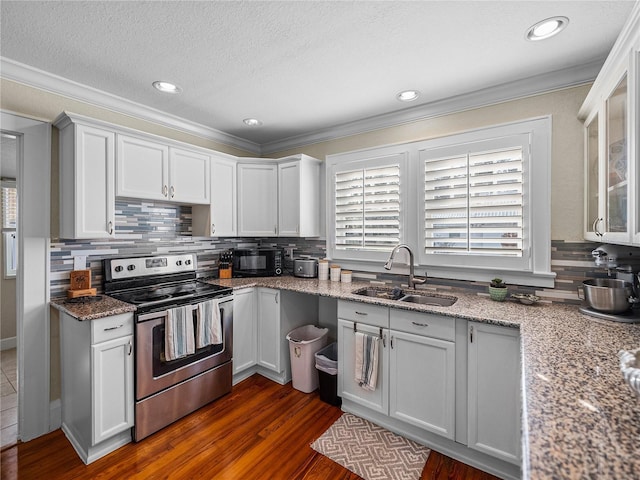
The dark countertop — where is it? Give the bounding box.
[51,276,640,478]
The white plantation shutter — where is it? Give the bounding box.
[424,140,526,258]
[2,185,17,229]
[335,165,400,251]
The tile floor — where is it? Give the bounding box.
[1,348,17,449]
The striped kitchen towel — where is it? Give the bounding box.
[196,299,222,348]
[165,305,195,361]
[355,331,379,391]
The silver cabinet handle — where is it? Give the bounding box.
[470,326,474,343]
[275,293,279,304]
[211,223,216,235]
[170,186,175,198]
[382,333,386,348]
[274,225,277,234]
[108,221,113,235]
[412,321,429,327]
[390,335,394,349]
[355,311,368,316]
[104,324,124,331]
[593,217,603,237]
[128,340,133,356]
[163,185,168,197]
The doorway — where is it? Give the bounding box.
[0,111,51,444]
[1,132,19,448]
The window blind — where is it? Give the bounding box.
[335,165,400,251]
[2,186,17,229]
[424,147,523,257]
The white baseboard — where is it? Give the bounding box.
[49,398,61,430]
[0,336,17,351]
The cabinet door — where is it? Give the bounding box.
[116,135,169,201]
[603,73,630,243]
[169,148,210,204]
[337,319,388,414]
[467,322,520,465]
[389,330,455,439]
[73,124,115,238]
[278,161,300,236]
[233,288,257,374]
[237,163,278,236]
[92,335,134,445]
[211,157,237,236]
[257,288,280,372]
[584,112,601,241]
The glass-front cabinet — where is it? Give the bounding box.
[580,18,639,246]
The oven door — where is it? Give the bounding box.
[135,297,233,400]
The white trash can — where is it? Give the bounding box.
[286,325,329,393]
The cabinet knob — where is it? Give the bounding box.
[211,223,216,235]
[170,186,175,198]
[108,221,113,235]
[163,185,168,197]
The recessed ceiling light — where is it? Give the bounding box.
[152,81,182,94]
[243,118,263,126]
[396,90,420,102]
[526,16,569,41]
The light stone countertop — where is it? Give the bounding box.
[51,276,640,478]
[209,276,640,479]
[50,295,136,320]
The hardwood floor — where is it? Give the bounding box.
[1,374,499,479]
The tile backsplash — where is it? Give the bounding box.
[50,199,615,304]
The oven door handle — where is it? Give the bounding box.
[137,304,198,323]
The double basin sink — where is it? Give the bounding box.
[352,287,457,307]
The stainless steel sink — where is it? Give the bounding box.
[399,294,457,307]
[352,287,457,306]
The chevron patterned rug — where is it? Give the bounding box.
[311,413,430,480]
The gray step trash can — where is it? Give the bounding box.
[315,342,341,406]
[286,325,329,393]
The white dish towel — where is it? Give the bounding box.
[355,331,379,391]
[165,305,195,361]
[196,299,222,348]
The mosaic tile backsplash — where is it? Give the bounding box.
[50,199,628,303]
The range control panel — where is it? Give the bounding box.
[107,254,197,280]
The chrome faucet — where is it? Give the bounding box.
[384,244,426,289]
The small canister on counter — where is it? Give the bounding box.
[318,259,329,280]
[330,264,341,282]
[340,270,352,283]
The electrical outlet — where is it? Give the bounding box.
[73,255,87,270]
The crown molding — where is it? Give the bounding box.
[0,57,261,154]
[261,59,603,154]
[2,55,602,157]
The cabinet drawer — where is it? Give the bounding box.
[338,301,388,328]
[390,309,454,341]
[92,313,134,344]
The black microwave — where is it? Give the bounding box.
[232,248,283,277]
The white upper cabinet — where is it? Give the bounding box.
[580,8,639,245]
[117,135,209,204]
[277,155,321,237]
[56,114,115,239]
[168,147,210,204]
[237,162,279,236]
[116,135,169,201]
[193,155,237,237]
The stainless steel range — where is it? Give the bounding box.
[104,253,233,441]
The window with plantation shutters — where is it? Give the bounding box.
[335,164,401,251]
[424,146,523,257]
[2,183,18,277]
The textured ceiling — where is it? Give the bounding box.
[0,1,635,146]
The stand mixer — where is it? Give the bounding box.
[580,244,640,322]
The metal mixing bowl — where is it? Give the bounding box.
[578,278,634,313]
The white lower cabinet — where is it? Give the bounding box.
[257,288,281,372]
[389,330,455,439]
[467,321,521,465]
[233,288,257,378]
[60,312,134,464]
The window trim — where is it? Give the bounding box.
[2,180,17,278]
[325,116,554,288]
